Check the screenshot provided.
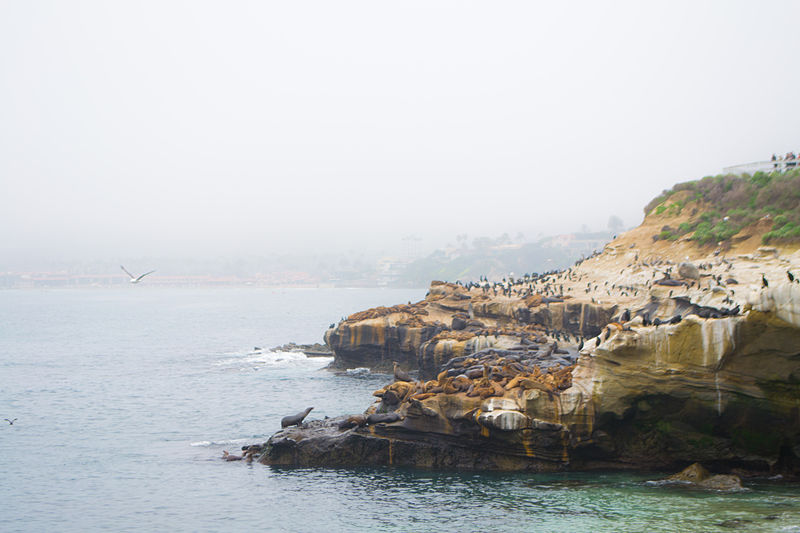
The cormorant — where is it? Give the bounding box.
[762,274,769,288]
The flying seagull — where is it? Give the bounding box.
[5,418,17,425]
[121,265,156,284]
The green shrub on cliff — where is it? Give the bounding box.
[645,168,800,245]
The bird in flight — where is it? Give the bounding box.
[121,265,156,284]
[5,418,17,425]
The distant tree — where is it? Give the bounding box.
[472,237,493,250]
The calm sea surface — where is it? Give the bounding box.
[1,287,799,532]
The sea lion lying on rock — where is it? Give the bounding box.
[337,414,367,430]
[366,412,402,425]
[374,381,416,405]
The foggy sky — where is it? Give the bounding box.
[2,1,799,268]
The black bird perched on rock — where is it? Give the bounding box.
[620,309,631,323]
[4,418,17,425]
[393,361,412,382]
[642,313,651,326]
[789,271,795,283]
[653,317,662,327]
[762,274,769,288]
[577,339,584,351]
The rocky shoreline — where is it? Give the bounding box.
[247,191,800,478]
[268,342,332,358]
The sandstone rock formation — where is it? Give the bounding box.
[261,183,800,474]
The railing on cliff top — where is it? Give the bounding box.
[723,160,798,175]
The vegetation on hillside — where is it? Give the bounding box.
[645,168,800,245]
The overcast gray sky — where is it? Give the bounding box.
[2,1,799,267]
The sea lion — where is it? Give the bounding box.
[504,375,521,390]
[244,449,258,463]
[423,380,439,393]
[382,389,402,405]
[442,378,459,394]
[366,412,402,425]
[338,414,367,430]
[393,361,412,382]
[222,450,243,461]
[281,407,314,428]
[452,374,471,391]
[410,392,435,401]
[387,381,415,400]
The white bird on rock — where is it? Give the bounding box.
[121,265,156,284]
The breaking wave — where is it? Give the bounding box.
[214,349,332,370]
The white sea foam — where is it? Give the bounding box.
[214,350,332,369]
[190,438,252,447]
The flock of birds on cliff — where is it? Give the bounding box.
[225,247,800,462]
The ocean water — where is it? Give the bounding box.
[1,287,799,533]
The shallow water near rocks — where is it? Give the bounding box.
[1,287,799,532]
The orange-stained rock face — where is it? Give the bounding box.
[303,200,800,473]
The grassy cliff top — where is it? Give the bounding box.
[643,169,800,246]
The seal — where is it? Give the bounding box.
[337,414,367,430]
[393,361,412,382]
[222,450,243,461]
[281,407,314,428]
[366,412,402,425]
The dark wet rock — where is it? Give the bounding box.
[260,415,571,471]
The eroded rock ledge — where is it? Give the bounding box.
[266,212,800,473]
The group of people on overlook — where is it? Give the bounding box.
[772,152,797,170]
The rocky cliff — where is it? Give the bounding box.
[263,174,800,474]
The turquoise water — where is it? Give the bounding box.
[1,287,799,532]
